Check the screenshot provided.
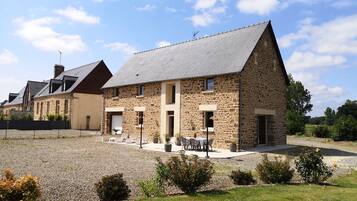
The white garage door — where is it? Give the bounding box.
[111,115,123,135]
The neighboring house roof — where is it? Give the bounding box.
[103,21,287,88]
[0,100,8,106]
[4,87,26,106]
[35,60,103,98]
[27,81,47,96]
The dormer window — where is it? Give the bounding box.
[49,79,62,93]
[63,76,78,91]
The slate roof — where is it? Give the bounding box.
[4,87,25,106]
[103,21,271,88]
[35,60,102,98]
[0,100,7,106]
[27,81,47,96]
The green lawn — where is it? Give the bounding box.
[143,171,357,201]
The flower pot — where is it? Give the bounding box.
[164,144,172,152]
[230,143,237,152]
[175,139,181,146]
[153,137,159,144]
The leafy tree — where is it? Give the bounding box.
[287,74,313,115]
[324,107,336,125]
[336,100,357,119]
[308,116,325,125]
[287,74,313,134]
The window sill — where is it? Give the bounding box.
[201,128,214,132]
[202,90,214,94]
[135,125,144,128]
[136,95,144,99]
[112,97,119,100]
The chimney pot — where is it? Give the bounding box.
[54,64,65,78]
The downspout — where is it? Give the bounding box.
[238,73,242,152]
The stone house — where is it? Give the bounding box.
[33,60,112,130]
[101,21,289,149]
[2,89,24,118]
[2,81,48,119]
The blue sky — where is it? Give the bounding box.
[0,0,356,116]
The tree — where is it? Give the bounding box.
[324,107,336,126]
[287,74,313,134]
[336,100,357,119]
[287,74,313,115]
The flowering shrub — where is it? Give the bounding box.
[256,155,294,184]
[295,148,334,184]
[156,152,215,194]
[0,168,41,201]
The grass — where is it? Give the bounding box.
[142,171,357,201]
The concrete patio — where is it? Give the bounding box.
[103,136,295,159]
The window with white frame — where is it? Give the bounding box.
[204,111,214,129]
[136,111,144,126]
[204,78,214,91]
[138,85,144,96]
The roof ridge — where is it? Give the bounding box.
[62,60,102,73]
[27,80,47,84]
[134,20,270,55]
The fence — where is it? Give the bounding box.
[0,129,101,140]
[0,120,70,130]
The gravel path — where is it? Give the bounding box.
[1,136,356,200]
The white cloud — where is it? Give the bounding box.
[0,49,18,65]
[104,42,137,55]
[237,0,279,15]
[279,15,357,54]
[157,41,171,47]
[188,0,227,27]
[286,51,346,71]
[194,0,218,10]
[92,0,104,3]
[0,77,24,101]
[55,6,100,24]
[13,16,87,54]
[137,4,156,11]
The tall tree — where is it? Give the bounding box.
[287,74,313,114]
[287,74,313,134]
[324,107,336,126]
[336,100,357,119]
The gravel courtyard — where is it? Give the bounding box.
[0,136,356,200]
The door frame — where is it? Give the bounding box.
[257,115,268,146]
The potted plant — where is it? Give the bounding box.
[164,135,172,152]
[230,140,237,152]
[175,133,181,146]
[152,132,159,144]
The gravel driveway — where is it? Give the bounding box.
[1,136,356,200]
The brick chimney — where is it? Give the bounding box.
[54,64,65,78]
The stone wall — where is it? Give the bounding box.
[180,74,240,149]
[33,94,73,121]
[239,28,288,148]
[103,83,161,140]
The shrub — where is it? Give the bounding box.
[312,125,330,138]
[0,168,41,201]
[95,173,130,201]
[256,155,294,184]
[55,115,63,121]
[156,152,215,194]
[295,148,334,184]
[138,176,164,198]
[230,169,255,185]
[334,115,357,141]
[47,115,56,121]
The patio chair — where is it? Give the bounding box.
[189,138,201,150]
[203,139,214,151]
[180,137,189,150]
